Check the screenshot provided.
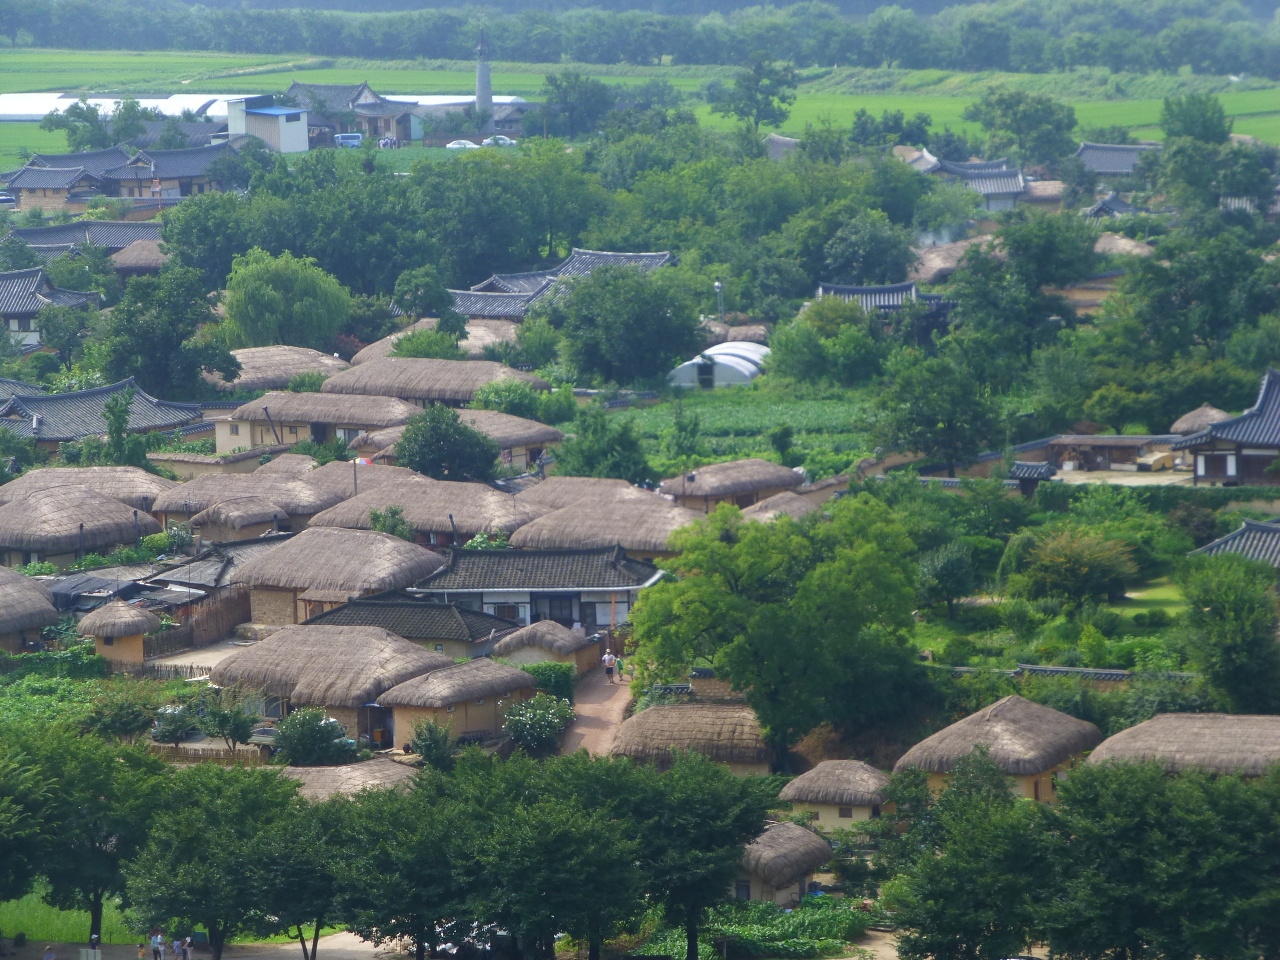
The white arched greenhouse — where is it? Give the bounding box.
[668,342,770,389]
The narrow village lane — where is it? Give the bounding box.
[560,666,632,756]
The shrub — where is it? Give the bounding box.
[502,692,575,756]
[150,704,199,746]
[16,562,57,577]
[519,660,576,703]
[472,379,542,420]
[410,719,457,771]
[391,328,466,360]
[1010,530,1137,604]
[538,384,578,425]
[370,504,415,542]
[463,531,510,549]
[273,707,358,766]
[287,371,327,392]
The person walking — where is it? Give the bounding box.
[43,945,55,960]
[172,936,180,960]
[601,649,617,683]
[151,932,162,960]
[137,944,146,960]
[182,938,192,960]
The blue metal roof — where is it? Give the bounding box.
[246,106,303,116]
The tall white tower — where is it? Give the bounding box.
[476,29,495,135]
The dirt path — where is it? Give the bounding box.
[560,666,632,756]
[4,934,385,960]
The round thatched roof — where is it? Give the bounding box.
[0,466,178,512]
[741,491,817,523]
[255,453,318,477]
[377,657,536,709]
[304,461,424,499]
[190,496,290,533]
[230,390,420,428]
[310,477,548,538]
[611,704,771,765]
[0,485,162,554]
[210,624,453,709]
[778,760,890,807]
[322,357,548,404]
[741,822,832,887]
[659,459,803,500]
[153,475,343,518]
[77,599,161,638]
[515,477,648,511]
[490,619,598,658]
[1088,713,1280,776]
[231,527,446,593]
[908,235,995,285]
[351,319,518,364]
[895,695,1103,777]
[1170,403,1232,436]
[110,239,169,271]
[458,409,564,450]
[0,566,59,635]
[207,346,349,393]
[1094,233,1155,258]
[283,756,419,798]
[509,497,701,555]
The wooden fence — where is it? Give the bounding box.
[109,660,220,681]
[147,743,269,766]
[189,586,251,646]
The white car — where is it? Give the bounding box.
[333,133,363,148]
[445,139,481,150]
[0,192,16,209]
[482,135,517,147]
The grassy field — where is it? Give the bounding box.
[0,889,136,945]
[0,122,68,168]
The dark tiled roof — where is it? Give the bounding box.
[1191,519,1280,566]
[6,166,98,189]
[27,244,77,264]
[556,248,674,276]
[0,267,95,317]
[103,143,231,181]
[8,220,161,254]
[1008,461,1056,480]
[965,172,1026,197]
[303,592,520,642]
[1076,142,1159,176]
[471,271,557,294]
[816,281,951,313]
[976,435,1059,464]
[0,377,42,400]
[1173,369,1280,449]
[1084,191,1140,218]
[286,81,378,113]
[0,377,200,442]
[417,545,661,592]
[29,145,132,177]
[449,289,540,319]
[130,120,227,150]
[1050,434,1180,448]
[936,158,1010,174]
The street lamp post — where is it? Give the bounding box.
[714,278,724,324]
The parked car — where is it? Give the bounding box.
[446,139,481,150]
[0,192,16,209]
[334,133,364,148]
[482,135,517,147]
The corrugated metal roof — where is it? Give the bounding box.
[1075,142,1159,176]
[1172,369,1280,449]
[0,377,200,442]
[417,545,659,592]
[6,165,98,189]
[304,592,519,642]
[1191,519,1280,566]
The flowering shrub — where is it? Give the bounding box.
[502,692,574,756]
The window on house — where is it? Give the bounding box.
[871,805,881,818]
[1034,780,1041,802]
[734,881,751,900]
[230,424,239,436]
[434,644,444,653]
[476,698,485,705]
[103,636,114,646]
[492,604,521,621]
[288,426,298,436]
[446,705,456,713]
[809,810,819,820]
[838,806,853,818]
[18,317,30,332]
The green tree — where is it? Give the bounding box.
[153,118,190,150]
[99,386,150,469]
[1177,554,1280,712]
[40,97,112,151]
[1083,384,1156,434]
[198,688,258,753]
[108,96,152,144]
[85,679,167,743]
[224,248,351,350]
[273,708,357,767]
[962,89,1077,163]
[393,265,466,336]
[873,357,998,477]
[35,304,91,369]
[471,378,543,420]
[1011,530,1137,604]
[395,406,500,481]
[287,371,328,392]
[1160,93,1232,144]
[0,737,48,903]
[95,267,239,400]
[390,328,467,360]
[369,504,415,542]
[918,541,977,619]
[558,265,698,385]
[0,235,42,271]
[823,210,918,285]
[124,765,299,960]
[537,72,619,139]
[409,719,457,772]
[553,404,653,484]
[711,54,797,132]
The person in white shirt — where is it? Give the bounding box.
[601,650,617,683]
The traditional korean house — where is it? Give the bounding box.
[110,240,168,281]
[0,466,177,512]
[0,484,162,569]
[1189,519,1280,566]
[320,357,548,409]
[76,598,160,664]
[0,378,199,453]
[1075,142,1159,177]
[303,591,519,659]
[659,458,803,513]
[98,143,231,199]
[7,219,160,258]
[0,565,59,652]
[203,345,349,394]
[777,760,890,826]
[215,391,419,453]
[4,165,103,212]
[508,496,701,561]
[350,318,518,364]
[377,657,537,743]
[735,823,832,904]
[489,619,603,675]
[150,474,343,534]
[894,695,1103,803]
[1173,369,1280,485]
[414,544,661,629]
[1088,713,1280,775]
[933,158,1026,211]
[0,267,97,346]
[611,704,773,775]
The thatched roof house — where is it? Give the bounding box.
[659,459,803,513]
[1094,232,1154,258]
[283,756,418,799]
[895,695,1103,801]
[0,466,178,512]
[377,657,537,739]
[362,408,566,469]
[778,760,890,819]
[304,461,423,499]
[738,822,832,903]
[741,491,818,523]
[1171,403,1232,436]
[321,357,549,406]
[110,239,168,277]
[351,319,519,365]
[515,476,646,510]
[231,527,447,624]
[303,591,519,659]
[611,704,772,775]
[206,346,349,393]
[309,477,548,543]
[0,485,162,568]
[908,235,995,285]
[151,475,343,526]
[255,453,318,477]
[210,624,453,741]
[227,391,420,432]
[189,496,292,542]
[508,496,701,560]
[77,598,160,638]
[0,565,59,652]
[490,619,601,675]
[1088,713,1280,776]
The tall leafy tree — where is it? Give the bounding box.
[395,405,499,481]
[536,72,619,139]
[393,265,465,335]
[223,248,351,350]
[711,53,797,132]
[553,404,653,484]
[1160,93,1232,143]
[0,736,48,903]
[962,89,1076,163]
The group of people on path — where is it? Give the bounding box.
[144,932,191,960]
[602,649,625,683]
